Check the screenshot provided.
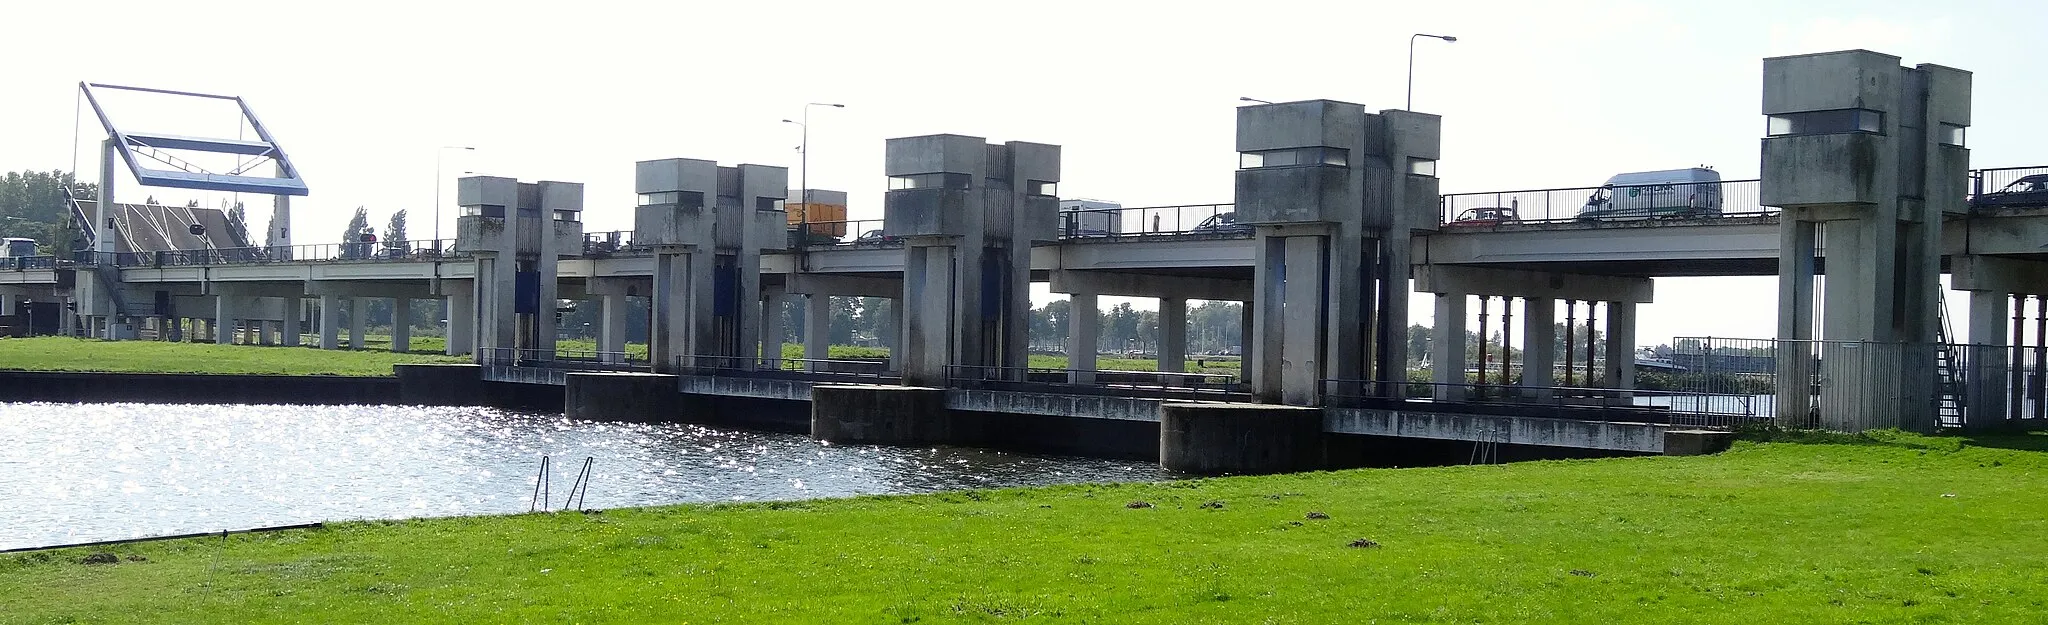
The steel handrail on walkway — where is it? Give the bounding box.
[1439,179,1766,225]
[673,354,898,383]
[1322,379,1769,429]
[948,364,1249,401]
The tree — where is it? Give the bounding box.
[341,206,370,259]
[0,170,92,250]
[384,209,410,255]
[1407,323,1431,365]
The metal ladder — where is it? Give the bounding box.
[1935,288,1967,427]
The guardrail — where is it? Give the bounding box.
[582,231,652,257]
[481,347,644,371]
[790,219,891,248]
[74,238,467,267]
[1440,179,1766,225]
[947,364,1248,400]
[673,355,898,382]
[1974,166,2048,196]
[1059,203,1239,238]
[2,256,56,271]
[1323,379,1770,429]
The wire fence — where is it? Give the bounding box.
[1321,379,1769,429]
[1659,336,2048,432]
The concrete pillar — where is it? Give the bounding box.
[900,245,955,386]
[348,297,366,350]
[391,297,412,353]
[809,385,952,446]
[258,319,276,346]
[650,252,687,371]
[804,294,831,362]
[565,372,680,422]
[1775,220,1817,426]
[1604,301,1636,391]
[0,293,13,315]
[1159,403,1322,475]
[318,294,340,350]
[167,317,184,343]
[446,289,474,356]
[1069,292,1099,383]
[1520,298,1556,397]
[1158,296,1187,373]
[281,298,302,347]
[1279,236,1326,406]
[598,294,629,361]
[1968,290,2010,430]
[214,296,236,345]
[1431,292,1468,400]
[761,292,787,365]
[59,304,75,337]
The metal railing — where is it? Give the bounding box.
[582,231,651,257]
[1658,336,2048,432]
[1973,165,2048,197]
[1440,179,1766,225]
[2,256,56,271]
[789,219,891,247]
[73,238,467,267]
[481,347,643,371]
[1322,379,1770,429]
[672,354,898,382]
[947,364,1248,400]
[1059,203,1240,238]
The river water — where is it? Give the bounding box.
[0,403,1169,551]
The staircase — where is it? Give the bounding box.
[1935,288,1966,428]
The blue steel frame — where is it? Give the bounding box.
[77,82,309,196]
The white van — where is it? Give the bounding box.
[1577,168,1723,221]
[0,237,36,258]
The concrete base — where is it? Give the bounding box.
[1662,429,1737,456]
[394,363,489,406]
[1159,402,1322,475]
[565,372,680,422]
[810,385,952,446]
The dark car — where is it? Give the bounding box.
[1445,206,1520,227]
[1971,174,2048,210]
[1190,212,1252,235]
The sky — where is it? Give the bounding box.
[2,0,2042,345]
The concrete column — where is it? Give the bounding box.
[804,294,831,362]
[761,292,787,365]
[1775,220,1818,426]
[1431,292,1468,400]
[650,252,687,371]
[1604,301,1636,391]
[809,385,953,446]
[901,245,954,386]
[1069,292,1099,383]
[599,294,628,360]
[1968,290,2010,430]
[258,319,276,346]
[0,293,13,315]
[214,296,236,345]
[446,288,474,356]
[1159,403,1323,475]
[1158,296,1187,373]
[318,294,340,350]
[1521,297,1556,396]
[167,317,185,343]
[59,304,75,337]
[1249,236,1284,401]
[391,297,412,353]
[281,298,302,347]
[348,297,366,350]
[1279,236,1326,406]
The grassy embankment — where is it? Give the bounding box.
[3,431,2045,623]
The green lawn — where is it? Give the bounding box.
[4,432,2045,623]
[0,336,465,376]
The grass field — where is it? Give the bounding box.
[3,431,2044,623]
[0,336,465,376]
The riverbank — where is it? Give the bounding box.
[0,336,463,376]
[2,431,2042,623]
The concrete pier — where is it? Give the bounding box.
[809,385,952,446]
[394,363,489,405]
[1158,402,1322,475]
[565,372,680,422]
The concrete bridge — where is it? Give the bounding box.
[9,50,2048,470]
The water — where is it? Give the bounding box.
[0,403,1170,550]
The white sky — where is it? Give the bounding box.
[2,0,2040,345]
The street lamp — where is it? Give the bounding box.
[781,103,845,229]
[434,146,476,245]
[1238,97,1273,105]
[1407,33,1458,111]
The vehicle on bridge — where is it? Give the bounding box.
[1,237,35,258]
[1190,211,1251,235]
[1445,206,1521,228]
[1970,173,2048,210]
[1576,168,1723,221]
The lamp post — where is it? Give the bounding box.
[434,146,475,245]
[780,103,845,229]
[1407,33,1458,111]
[1238,97,1273,105]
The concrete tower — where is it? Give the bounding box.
[1235,100,1441,405]
[455,176,585,360]
[635,158,787,372]
[1763,50,1971,431]
[883,135,1061,387]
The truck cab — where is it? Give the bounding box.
[1577,168,1724,221]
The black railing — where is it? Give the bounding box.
[481,347,643,371]
[1439,179,1766,225]
[1059,203,1240,238]
[947,364,1248,400]
[3,256,56,271]
[673,355,897,382]
[72,239,467,267]
[1323,379,1769,429]
[582,231,652,257]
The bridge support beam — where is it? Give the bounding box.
[281,298,302,347]
[391,297,412,353]
[348,297,367,350]
[1966,290,2010,430]
[803,293,830,362]
[761,291,787,363]
[214,296,236,345]
[446,287,473,356]
[598,294,629,358]
[318,294,340,350]
[1604,302,1637,391]
[1159,403,1322,475]
[1521,297,1556,396]
[1431,292,1467,400]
